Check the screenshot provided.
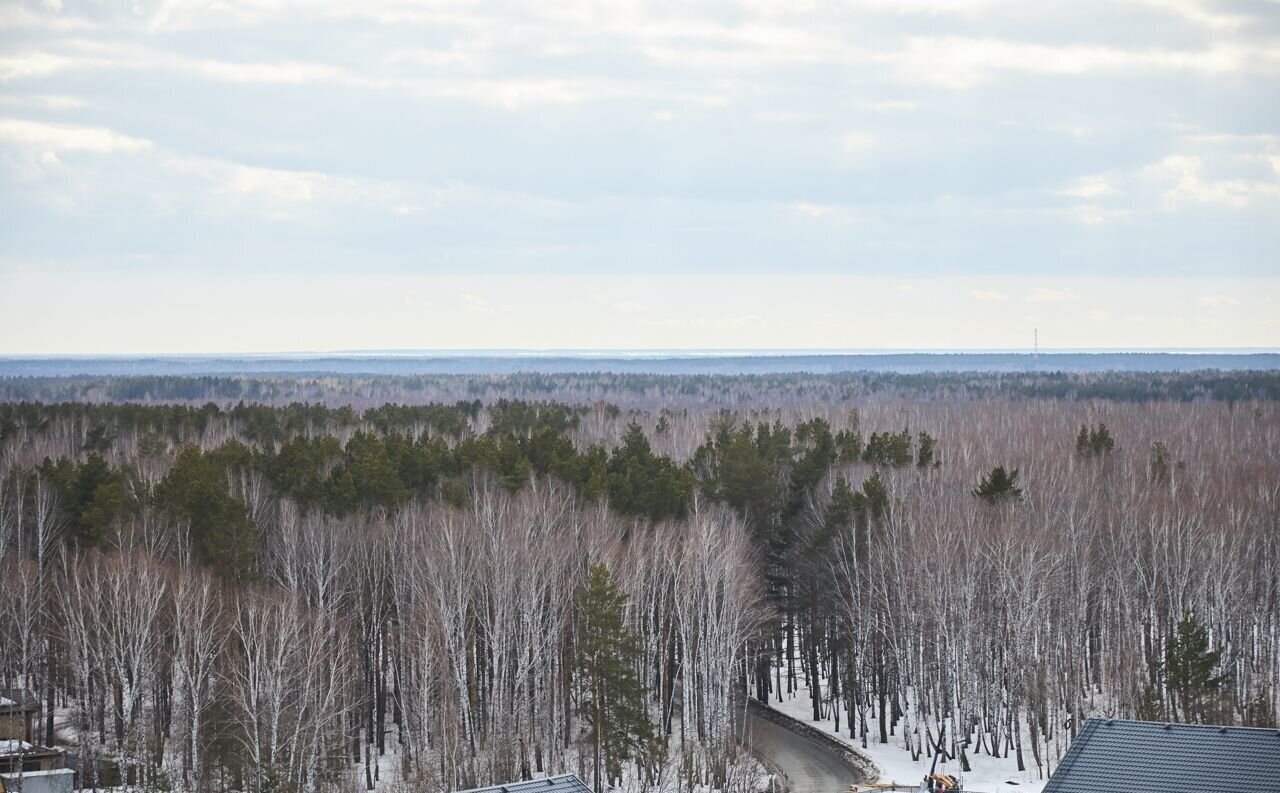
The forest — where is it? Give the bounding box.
[0,371,1276,792]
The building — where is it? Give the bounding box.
[1044,718,1280,793]
[0,731,72,793]
[0,693,39,743]
[0,768,76,793]
[455,773,593,793]
[0,743,62,776]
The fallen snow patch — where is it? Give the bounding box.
[765,686,1048,793]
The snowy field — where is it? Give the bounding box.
[766,685,1048,793]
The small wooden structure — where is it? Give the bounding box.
[0,768,76,793]
[0,743,63,776]
[0,693,38,743]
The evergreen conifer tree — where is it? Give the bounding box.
[1243,688,1276,727]
[576,563,655,790]
[1164,611,1226,722]
[972,465,1021,503]
[1149,441,1171,485]
[1135,683,1164,721]
[916,431,937,468]
[1076,423,1116,457]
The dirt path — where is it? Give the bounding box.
[742,704,876,793]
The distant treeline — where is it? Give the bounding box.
[2,352,1279,378]
[2,368,1279,405]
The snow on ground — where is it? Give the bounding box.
[348,733,772,793]
[351,741,410,792]
[766,685,1048,793]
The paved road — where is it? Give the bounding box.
[744,708,867,793]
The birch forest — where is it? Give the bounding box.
[0,370,1277,792]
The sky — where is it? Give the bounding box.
[1,0,1278,353]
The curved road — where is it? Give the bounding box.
[743,708,870,793]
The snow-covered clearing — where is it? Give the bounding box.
[766,685,1047,793]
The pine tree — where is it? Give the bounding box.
[1149,441,1171,485]
[1243,688,1276,727]
[1135,683,1164,721]
[1075,423,1116,458]
[1090,423,1115,455]
[916,431,938,468]
[576,563,655,790]
[972,465,1021,503]
[1075,425,1091,457]
[156,445,258,581]
[1164,612,1226,723]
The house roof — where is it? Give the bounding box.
[0,741,60,760]
[0,768,75,778]
[0,691,38,714]
[1044,718,1280,793]
[454,773,592,793]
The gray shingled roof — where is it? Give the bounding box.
[1044,718,1280,793]
[454,773,592,793]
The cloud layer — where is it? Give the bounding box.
[1,0,1278,349]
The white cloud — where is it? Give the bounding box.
[840,133,877,157]
[3,0,1279,346]
[1198,294,1240,308]
[590,294,650,314]
[790,202,864,224]
[1146,154,1280,207]
[1025,287,1079,303]
[0,52,104,80]
[227,165,328,202]
[0,94,89,110]
[460,293,496,314]
[968,289,1008,302]
[1068,205,1127,226]
[1057,175,1119,199]
[194,59,346,85]
[0,118,152,153]
[892,36,1279,88]
[863,100,917,113]
[4,273,1276,352]
[164,155,333,203]
[430,78,594,109]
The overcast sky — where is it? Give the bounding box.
[2,0,1278,352]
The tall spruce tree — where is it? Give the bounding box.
[1164,611,1226,723]
[1075,423,1116,458]
[576,563,654,790]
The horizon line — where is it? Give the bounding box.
[3,347,1280,359]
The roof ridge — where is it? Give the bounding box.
[1088,717,1280,734]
